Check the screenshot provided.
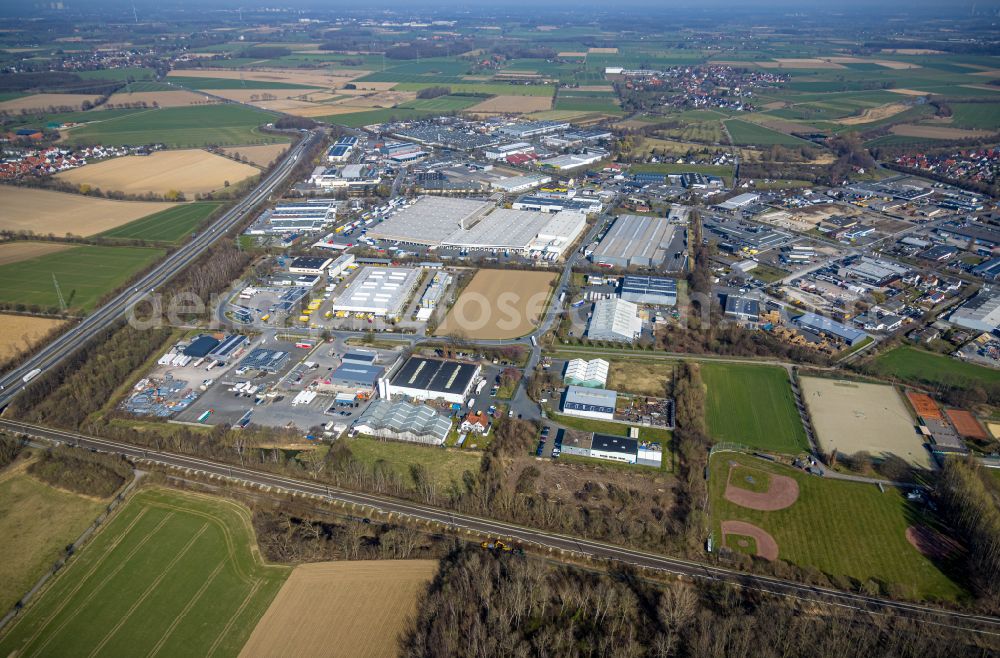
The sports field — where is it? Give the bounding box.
[799,377,929,468]
[98,202,223,243]
[0,314,66,364]
[55,149,259,197]
[0,488,290,658]
[0,244,165,312]
[62,105,286,148]
[0,187,176,236]
[872,346,1000,392]
[709,452,964,601]
[436,269,556,340]
[0,464,106,614]
[240,560,437,658]
[701,363,808,453]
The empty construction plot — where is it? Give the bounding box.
[800,377,930,468]
[240,560,436,658]
[0,187,175,236]
[437,269,556,340]
[836,103,911,125]
[55,149,259,197]
[0,488,289,658]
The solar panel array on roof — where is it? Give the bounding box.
[210,334,247,359]
[390,357,477,395]
[239,348,289,372]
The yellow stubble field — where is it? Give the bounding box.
[0,187,175,236]
[239,560,436,658]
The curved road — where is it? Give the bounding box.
[2,417,998,635]
[0,130,322,410]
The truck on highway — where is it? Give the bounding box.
[22,368,41,384]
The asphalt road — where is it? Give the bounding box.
[0,130,322,411]
[3,417,999,635]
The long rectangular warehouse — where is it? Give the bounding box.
[591,214,673,268]
[330,266,421,319]
[380,356,481,405]
[368,195,586,258]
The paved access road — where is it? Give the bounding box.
[0,130,322,411]
[3,417,998,635]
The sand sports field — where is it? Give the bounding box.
[0,93,100,113]
[55,149,259,196]
[0,242,73,266]
[240,560,436,658]
[467,95,553,114]
[222,143,288,167]
[437,269,556,340]
[721,520,779,560]
[105,90,215,108]
[836,102,911,125]
[799,377,930,467]
[890,124,993,140]
[0,188,175,236]
[0,313,65,364]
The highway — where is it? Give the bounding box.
[2,416,999,635]
[0,129,322,410]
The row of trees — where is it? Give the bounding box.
[401,545,981,658]
[28,447,132,498]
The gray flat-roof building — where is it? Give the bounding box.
[793,312,869,346]
[949,290,1000,333]
[591,214,673,268]
[381,356,481,405]
[724,295,760,324]
[562,385,617,421]
[330,266,421,319]
[620,276,677,306]
[588,298,643,342]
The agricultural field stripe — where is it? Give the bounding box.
[2,506,151,643]
[25,512,175,656]
[205,579,264,658]
[86,523,210,658]
[145,559,227,658]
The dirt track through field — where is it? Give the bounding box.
[240,560,436,658]
[721,521,779,560]
[836,103,910,125]
[55,149,259,196]
[437,269,556,340]
[724,463,799,511]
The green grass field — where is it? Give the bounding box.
[725,119,811,146]
[872,346,1000,392]
[0,488,289,658]
[701,363,808,453]
[0,244,165,312]
[947,102,1000,130]
[709,453,964,601]
[98,202,224,243]
[63,105,285,148]
[0,467,106,614]
[348,436,481,489]
[166,76,322,90]
[401,95,484,112]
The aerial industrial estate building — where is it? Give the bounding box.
[620,276,677,306]
[591,214,675,268]
[330,266,421,319]
[949,290,1000,333]
[562,385,618,421]
[588,298,643,342]
[792,312,869,346]
[352,400,451,445]
[563,358,609,388]
[380,356,481,406]
[368,196,586,258]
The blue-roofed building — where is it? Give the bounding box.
[973,257,1000,282]
[792,312,869,346]
[620,275,677,306]
[183,335,221,358]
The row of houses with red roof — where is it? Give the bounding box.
[0,143,156,181]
